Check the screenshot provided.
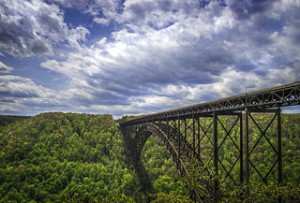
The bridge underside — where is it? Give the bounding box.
[121,109,283,201]
[120,82,300,202]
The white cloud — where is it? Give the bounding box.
[0,0,67,56]
[1,0,300,116]
[0,75,56,99]
[0,75,61,114]
[53,0,120,24]
[0,0,91,57]
[0,61,13,73]
[68,26,90,48]
[94,17,110,25]
[36,0,300,116]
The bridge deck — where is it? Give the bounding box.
[121,81,300,125]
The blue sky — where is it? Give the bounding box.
[0,0,299,117]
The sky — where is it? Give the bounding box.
[0,0,300,117]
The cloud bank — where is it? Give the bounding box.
[0,0,299,116]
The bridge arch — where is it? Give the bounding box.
[121,122,204,202]
[133,123,189,176]
[120,82,300,202]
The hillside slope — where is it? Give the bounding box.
[0,113,299,202]
[0,113,141,202]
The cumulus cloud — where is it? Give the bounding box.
[0,75,54,99]
[228,0,278,19]
[0,0,92,57]
[94,18,110,25]
[0,75,60,114]
[39,0,299,115]
[118,0,206,29]
[68,26,90,48]
[52,0,121,24]
[0,61,13,73]
[1,0,300,116]
[0,75,103,115]
[0,0,67,57]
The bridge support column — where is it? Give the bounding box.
[213,111,219,200]
[192,113,195,157]
[184,118,187,151]
[239,112,244,185]
[197,116,200,160]
[167,117,169,139]
[244,108,249,184]
[176,115,182,174]
[277,108,282,185]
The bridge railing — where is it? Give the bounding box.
[120,81,300,125]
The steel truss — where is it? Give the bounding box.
[244,108,282,185]
[122,81,300,125]
[120,82,299,202]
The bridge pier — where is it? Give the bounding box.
[120,82,299,202]
[213,112,218,200]
[121,108,283,202]
[245,107,249,184]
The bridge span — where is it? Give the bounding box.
[120,81,300,202]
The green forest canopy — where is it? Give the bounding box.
[0,112,299,202]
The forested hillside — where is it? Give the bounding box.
[0,113,133,202]
[0,113,299,202]
[0,113,188,202]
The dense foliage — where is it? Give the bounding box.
[0,113,140,202]
[0,115,29,129]
[0,112,299,202]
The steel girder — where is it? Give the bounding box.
[120,81,300,126]
[119,82,299,202]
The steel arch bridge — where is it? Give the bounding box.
[119,81,300,202]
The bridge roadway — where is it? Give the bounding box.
[120,81,300,202]
[121,81,300,124]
